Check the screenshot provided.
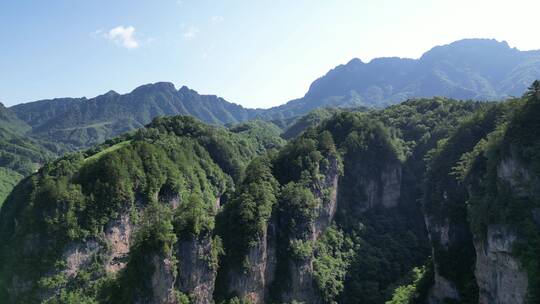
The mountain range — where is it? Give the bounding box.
[1,38,540,304]
[2,90,539,303]
[6,38,540,150]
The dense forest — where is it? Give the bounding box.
[1,81,539,303]
[0,103,66,206]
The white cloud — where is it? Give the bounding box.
[183,26,199,40]
[211,16,224,23]
[105,26,139,49]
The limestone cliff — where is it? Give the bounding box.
[474,225,528,304]
[176,236,219,304]
[278,156,340,304]
[223,224,277,304]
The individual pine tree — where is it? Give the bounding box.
[526,80,540,100]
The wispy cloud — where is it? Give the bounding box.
[104,25,139,49]
[211,16,224,23]
[183,26,199,40]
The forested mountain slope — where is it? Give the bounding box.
[2,76,539,303]
[0,103,64,206]
[0,115,285,303]
[11,83,263,150]
[1,94,506,304]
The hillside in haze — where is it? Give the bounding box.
[0,103,64,205]
[263,39,540,119]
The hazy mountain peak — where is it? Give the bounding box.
[261,38,540,119]
[94,90,120,99]
[130,82,177,94]
[178,85,197,94]
[346,58,364,65]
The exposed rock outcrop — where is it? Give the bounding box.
[176,236,218,304]
[423,198,476,303]
[63,240,100,277]
[147,255,177,304]
[347,162,402,211]
[279,156,341,304]
[474,225,528,304]
[104,213,133,274]
[427,272,461,304]
[313,157,340,234]
[225,223,277,304]
[424,217,462,304]
[497,157,531,197]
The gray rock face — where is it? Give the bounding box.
[474,225,528,304]
[282,257,321,304]
[497,157,531,196]
[361,164,402,210]
[424,216,462,304]
[469,157,532,304]
[427,272,461,304]
[62,240,100,277]
[104,213,133,274]
[280,156,340,304]
[313,157,340,234]
[225,225,277,304]
[381,165,402,208]
[176,236,218,304]
[147,255,177,304]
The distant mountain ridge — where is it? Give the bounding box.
[263,39,540,119]
[0,103,63,205]
[11,82,263,148]
[8,38,540,148]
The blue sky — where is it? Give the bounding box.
[1,0,539,108]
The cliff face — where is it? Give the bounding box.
[176,236,219,304]
[340,159,402,214]
[425,217,462,304]
[224,224,277,304]
[474,225,528,304]
[424,94,540,303]
[279,157,340,304]
[313,157,341,234]
[424,207,476,303]
[104,213,133,274]
[425,153,535,304]
[471,155,533,304]
[146,254,177,304]
[7,211,135,302]
[365,164,402,209]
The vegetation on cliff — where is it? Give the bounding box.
[2,85,539,303]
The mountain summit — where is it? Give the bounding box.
[264,38,540,119]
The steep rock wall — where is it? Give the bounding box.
[176,236,218,304]
[224,223,277,304]
[474,225,528,304]
[279,156,340,304]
